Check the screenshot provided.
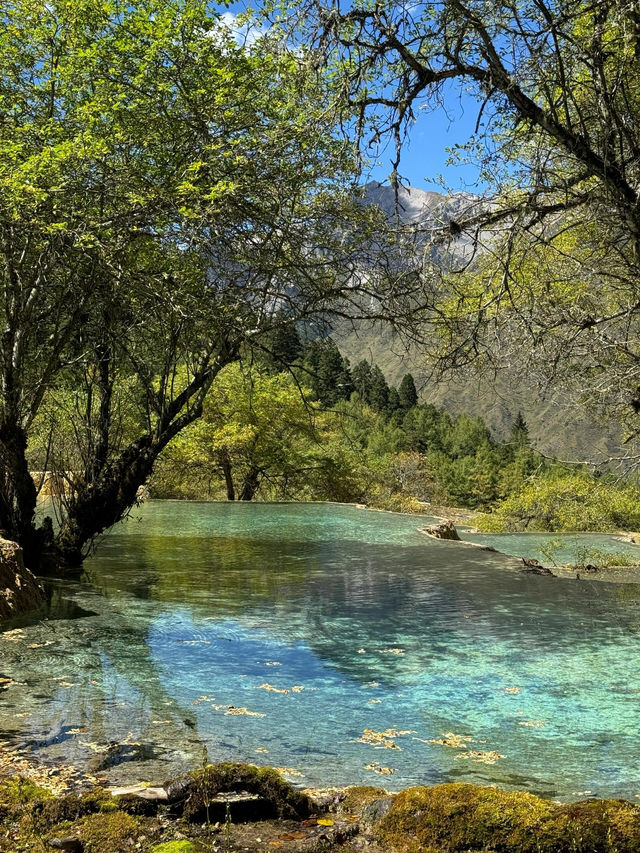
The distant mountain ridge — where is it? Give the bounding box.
[333,183,624,465]
[362,180,477,222]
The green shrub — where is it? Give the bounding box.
[476,471,640,532]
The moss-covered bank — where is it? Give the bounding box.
[0,763,315,853]
[2,767,640,852]
[377,783,640,852]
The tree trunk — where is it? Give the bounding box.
[0,418,44,569]
[218,450,235,501]
[239,467,261,501]
[49,353,234,572]
[53,436,158,568]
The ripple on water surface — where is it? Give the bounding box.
[2,501,640,799]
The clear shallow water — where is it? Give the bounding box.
[2,502,640,799]
[461,529,640,567]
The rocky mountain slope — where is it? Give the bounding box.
[334,183,624,464]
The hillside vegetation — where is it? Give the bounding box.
[335,187,625,467]
[151,334,640,532]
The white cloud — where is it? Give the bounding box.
[217,11,269,47]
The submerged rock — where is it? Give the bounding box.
[0,537,45,620]
[520,557,555,576]
[422,521,460,541]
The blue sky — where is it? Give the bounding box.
[364,86,485,192]
[221,2,484,193]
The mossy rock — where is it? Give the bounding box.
[69,811,142,852]
[26,788,115,832]
[150,842,198,853]
[547,799,640,852]
[0,776,52,820]
[341,786,389,814]
[115,792,161,817]
[183,762,310,822]
[376,783,640,852]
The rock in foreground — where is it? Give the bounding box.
[0,538,45,620]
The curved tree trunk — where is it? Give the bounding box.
[0,418,48,570]
[238,467,261,501]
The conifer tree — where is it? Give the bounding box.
[369,365,390,413]
[387,387,402,415]
[398,373,419,411]
[352,361,373,403]
[511,412,530,447]
[259,322,303,373]
[304,338,353,406]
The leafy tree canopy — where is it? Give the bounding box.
[280,0,640,455]
[0,0,406,568]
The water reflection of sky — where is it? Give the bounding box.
[2,502,640,799]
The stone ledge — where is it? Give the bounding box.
[0,537,45,621]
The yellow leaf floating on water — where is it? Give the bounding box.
[504,687,521,694]
[192,695,215,705]
[427,732,472,748]
[255,747,269,754]
[455,750,504,764]
[317,819,334,826]
[222,706,266,718]
[380,648,405,655]
[364,762,394,775]
[2,630,24,641]
[357,649,366,654]
[79,742,111,754]
[291,685,304,693]
[368,699,381,704]
[355,728,414,750]
[518,720,546,727]
[59,682,74,688]
[255,683,289,694]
